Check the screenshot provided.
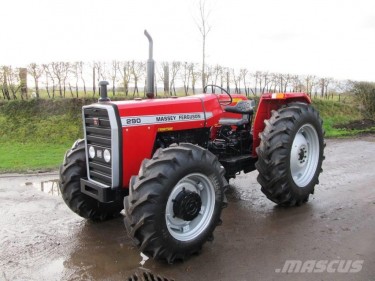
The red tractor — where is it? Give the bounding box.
[59,31,325,263]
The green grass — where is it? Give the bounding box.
[0,142,71,172]
[311,98,369,137]
[0,99,84,173]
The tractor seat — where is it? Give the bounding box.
[225,100,254,115]
[219,100,255,126]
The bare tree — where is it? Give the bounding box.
[92,63,97,96]
[27,63,43,98]
[4,66,22,99]
[219,67,226,89]
[181,62,191,95]
[291,75,303,92]
[269,73,288,93]
[305,75,316,97]
[51,62,70,97]
[318,77,333,99]
[92,61,105,97]
[326,78,334,99]
[62,63,70,97]
[335,79,352,101]
[169,61,181,95]
[110,60,119,96]
[231,68,240,93]
[77,61,87,96]
[240,68,249,95]
[195,0,212,90]
[211,65,222,92]
[269,73,278,93]
[312,77,320,98]
[157,62,170,96]
[281,74,292,93]
[252,71,262,96]
[70,62,80,98]
[304,75,313,97]
[204,65,213,92]
[131,60,145,96]
[1,66,11,100]
[190,63,200,94]
[51,62,63,97]
[118,61,132,96]
[42,64,54,98]
[224,69,231,93]
[264,72,272,94]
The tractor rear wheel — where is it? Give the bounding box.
[124,143,227,263]
[59,139,123,221]
[256,102,325,206]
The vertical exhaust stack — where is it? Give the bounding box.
[144,30,155,99]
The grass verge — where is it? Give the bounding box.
[0,142,71,173]
[311,99,374,137]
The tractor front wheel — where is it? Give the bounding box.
[124,143,227,263]
[59,139,123,221]
[256,102,325,206]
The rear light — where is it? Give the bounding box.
[271,93,286,99]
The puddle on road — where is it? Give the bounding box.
[23,179,61,196]
[58,218,175,281]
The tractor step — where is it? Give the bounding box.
[220,155,257,179]
[80,178,117,203]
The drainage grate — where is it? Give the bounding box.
[127,268,175,281]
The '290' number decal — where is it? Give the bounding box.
[125,118,141,125]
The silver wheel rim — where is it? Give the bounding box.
[290,124,320,188]
[165,173,215,241]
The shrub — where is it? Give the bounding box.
[352,81,375,119]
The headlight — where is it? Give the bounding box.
[103,149,111,163]
[89,146,96,158]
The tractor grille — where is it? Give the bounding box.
[83,107,113,186]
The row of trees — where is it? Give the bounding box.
[1,61,351,100]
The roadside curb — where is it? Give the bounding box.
[0,171,59,178]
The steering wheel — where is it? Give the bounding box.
[203,84,233,105]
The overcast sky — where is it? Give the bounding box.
[1,0,375,81]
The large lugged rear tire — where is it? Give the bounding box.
[124,143,227,263]
[59,139,123,221]
[255,102,325,206]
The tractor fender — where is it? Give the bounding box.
[252,93,311,157]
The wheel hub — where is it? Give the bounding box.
[298,145,308,164]
[165,173,216,241]
[292,133,308,168]
[290,124,320,188]
[173,189,202,221]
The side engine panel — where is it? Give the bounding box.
[115,94,223,188]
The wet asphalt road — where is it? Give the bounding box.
[0,136,374,281]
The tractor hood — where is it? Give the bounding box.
[110,94,223,130]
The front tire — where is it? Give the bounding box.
[124,143,227,263]
[59,139,123,221]
[256,102,325,206]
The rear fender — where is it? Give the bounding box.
[252,93,311,157]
